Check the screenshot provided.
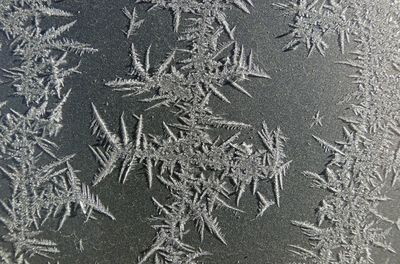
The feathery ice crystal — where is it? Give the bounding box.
[280,1,400,263]
[90,0,292,263]
[0,1,114,263]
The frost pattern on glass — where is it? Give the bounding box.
[0,1,114,263]
[90,0,292,263]
[280,1,400,263]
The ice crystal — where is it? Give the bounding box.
[90,1,291,263]
[135,0,255,36]
[274,0,353,56]
[255,191,275,218]
[288,1,400,263]
[122,7,144,38]
[310,111,323,128]
[0,1,112,263]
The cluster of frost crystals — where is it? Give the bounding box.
[284,1,400,263]
[273,0,356,56]
[0,1,114,263]
[89,0,291,263]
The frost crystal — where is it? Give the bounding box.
[274,0,353,56]
[310,111,323,128]
[287,1,400,263]
[122,7,144,38]
[90,0,291,263]
[0,1,112,263]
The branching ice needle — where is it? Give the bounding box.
[122,7,144,38]
[255,191,275,218]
